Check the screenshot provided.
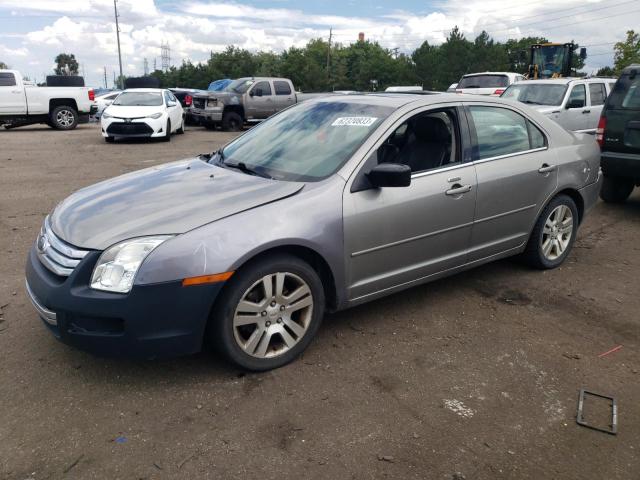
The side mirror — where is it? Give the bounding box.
[579,47,587,60]
[367,163,411,188]
[566,98,585,109]
[630,69,637,80]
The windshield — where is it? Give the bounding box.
[224,79,254,94]
[215,100,394,181]
[458,75,508,89]
[501,83,568,106]
[532,45,569,78]
[113,92,163,106]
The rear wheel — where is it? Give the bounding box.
[104,136,115,143]
[209,254,325,371]
[600,175,634,203]
[50,105,78,130]
[222,111,242,132]
[522,194,578,269]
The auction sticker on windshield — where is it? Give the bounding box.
[331,117,378,127]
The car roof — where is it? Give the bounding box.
[516,78,611,85]
[122,88,165,93]
[236,77,291,82]
[304,92,522,109]
[462,72,520,77]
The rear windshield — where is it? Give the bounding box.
[459,75,508,89]
[501,83,568,106]
[112,92,163,106]
[607,74,640,110]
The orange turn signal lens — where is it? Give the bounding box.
[182,271,234,286]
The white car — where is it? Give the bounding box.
[455,72,524,96]
[94,91,121,119]
[100,88,185,143]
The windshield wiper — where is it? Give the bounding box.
[225,161,272,179]
[522,100,543,105]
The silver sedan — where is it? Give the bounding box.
[25,93,602,370]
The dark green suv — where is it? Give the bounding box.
[597,64,640,203]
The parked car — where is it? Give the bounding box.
[0,69,96,130]
[27,94,601,370]
[597,64,640,203]
[501,78,615,133]
[385,86,423,92]
[169,88,206,125]
[191,77,298,131]
[94,90,121,119]
[456,72,524,96]
[100,88,184,143]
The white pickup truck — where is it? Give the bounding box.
[0,70,97,130]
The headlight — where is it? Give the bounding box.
[102,111,112,119]
[90,236,172,293]
[148,112,163,119]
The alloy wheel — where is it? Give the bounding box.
[541,204,573,261]
[56,110,75,127]
[232,272,313,358]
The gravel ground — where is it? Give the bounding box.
[1,123,639,480]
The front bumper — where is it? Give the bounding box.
[25,245,223,359]
[190,107,223,123]
[101,116,167,138]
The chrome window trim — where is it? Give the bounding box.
[471,146,548,165]
[410,162,470,179]
[25,280,57,326]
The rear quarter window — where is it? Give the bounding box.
[0,72,16,86]
[607,75,640,110]
[459,75,508,89]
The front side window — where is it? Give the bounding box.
[274,81,292,95]
[217,101,393,181]
[252,81,272,96]
[112,92,163,106]
[224,79,254,94]
[589,83,606,106]
[469,106,536,160]
[163,91,172,104]
[0,72,16,87]
[375,108,459,173]
[567,84,586,108]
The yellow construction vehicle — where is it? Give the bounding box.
[528,43,587,79]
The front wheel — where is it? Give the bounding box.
[522,194,578,269]
[104,136,115,143]
[50,106,78,130]
[177,116,185,134]
[209,255,325,371]
[162,120,171,142]
[600,175,634,203]
[221,111,242,132]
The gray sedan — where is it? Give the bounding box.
[25,93,602,370]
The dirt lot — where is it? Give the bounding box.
[1,123,639,480]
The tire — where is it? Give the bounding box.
[177,117,185,134]
[209,254,325,371]
[600,175,634,203]
[50,106,78,130]
[204,122,217,130]
[162,120,171,142]
[522,194,578,269]
[221,111,242,132]
[104,136,115,143]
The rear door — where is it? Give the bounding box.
[0,72,26,114]
[604,73,640,153]
[559,83,589,131]
[586,82,607,132]
[465,104,557,260]
[273,80,295,111]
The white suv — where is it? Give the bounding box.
[501,77,617,133]
[455,72,524,96]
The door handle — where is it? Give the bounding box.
[582,109,591,114]
[538,164,557,174]
[445,184,472,196]
[11,90,21,94]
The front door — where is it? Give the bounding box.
[0,72,26,114]
[465,104,558,261]
[344,106,477,301]
[247,81,275,120]
[559,83,589,131]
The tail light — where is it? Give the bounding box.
[596,115,606,148]
[493,89,505,96]
[185,95,192,106]
[88,89,95,101]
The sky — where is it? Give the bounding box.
[0,0,638,87]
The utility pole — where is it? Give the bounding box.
[143,58,149,76]
[113,0,124,89]
[103,66,107,88]
[326,28,332,84]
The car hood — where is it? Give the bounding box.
[529,105,561,115]
[104,105,164,117]
[50,159,304,250]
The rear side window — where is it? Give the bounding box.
[253,81,272,96]
[589,83,606,106]
[459,75,508,89]
[607,75,640,110]
[274,81,291,95]
[469,106,544,160]
[0,72,16,86]
[568,84,586,107]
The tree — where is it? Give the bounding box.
[614,30,640,74]
[596,66,615,76]
[0,61,8,69]
[54,53,79,75]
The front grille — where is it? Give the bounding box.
[106,122,154,135]
[36,217,90,277]
[193,98,205,109]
